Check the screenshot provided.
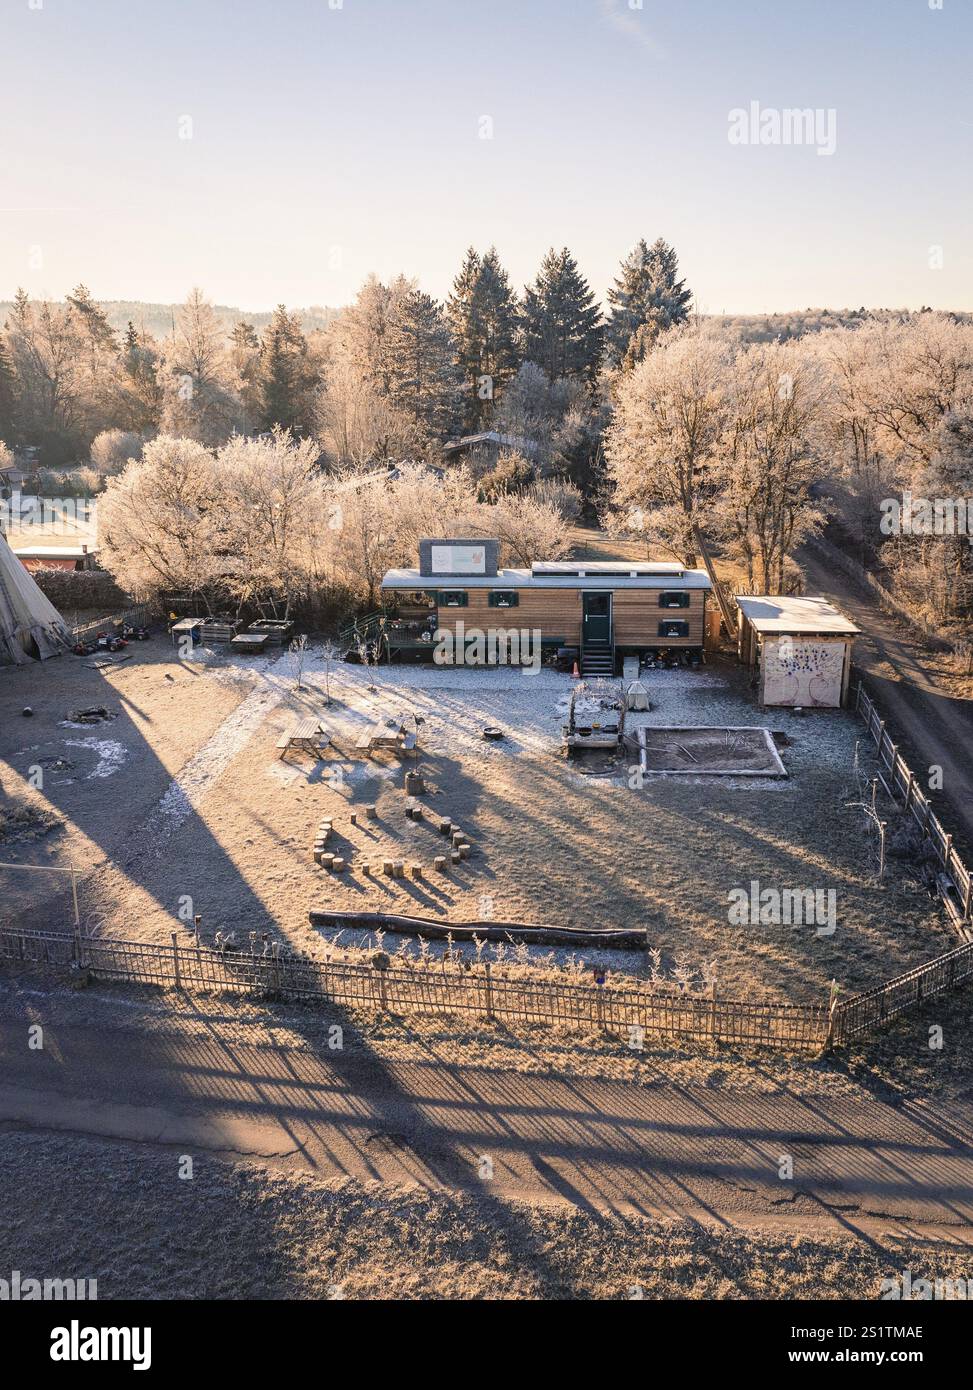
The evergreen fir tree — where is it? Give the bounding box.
[230,320,263,428]
[447,246,520,431]
[120,322,162,434]
[67,283,118,353]
[606,237,692,364]
[258,306,317,435]
[0,335,18,443]
[521,246,603,382]
[389,289,461,442]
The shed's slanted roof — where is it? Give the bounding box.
[382,565,712,592]
[442,431,536,457]
[736,594,860,636]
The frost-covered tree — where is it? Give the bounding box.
[315,356,417,465]
[494,360,605,495]
[605,323,733,565]
[229,319,263,429]
[714,341,828,592]
[90,429,143,476]
[159,289,244,446]
[98,435,223,601]
[336,274,412,397]
[216,429,328,615]
[4,289,88,460]
[521,247,603,383]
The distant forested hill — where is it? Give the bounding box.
[0,299,342,339]
[709,307,973,342]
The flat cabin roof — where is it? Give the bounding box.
[9,544,98,558]
[382,564,712,591]
[735,594,860,636]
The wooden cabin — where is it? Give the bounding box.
[379,539,711,675]
[736,595,860,708]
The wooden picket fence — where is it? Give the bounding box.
[69,602,157,647]
[2,918,972,1053]
[0,925,832,1052]
[832,939,973,1044]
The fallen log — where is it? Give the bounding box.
[308,909,645,950]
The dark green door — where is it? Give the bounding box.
[582,592,612,643]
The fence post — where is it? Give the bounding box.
[73,927,84,970]
[271,942,282,995]
[822,979,840,1054]
[483,962,494,1020]
[171,932,181,990]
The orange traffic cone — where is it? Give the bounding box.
[572,660,580,678]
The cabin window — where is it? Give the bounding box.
[488,590,519,608]
[438,590,469,608]
[659,591,690,609]
[658,619,690,638]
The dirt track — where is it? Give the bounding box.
[2,985,972,1246]
[799,544,973,850]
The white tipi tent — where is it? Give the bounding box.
[0,527,70,663]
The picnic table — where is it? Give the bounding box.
[355,717,417,757]
[277,718,333,761]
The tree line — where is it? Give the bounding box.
[2,246,970,638]
[606,312,973,630]
[0,237,691,478]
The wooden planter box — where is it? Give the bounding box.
[231,632,270,655]
[199,618,242,643]
[244,620,294,646]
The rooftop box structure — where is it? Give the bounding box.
[380,541,712,675]
[736,595,860,708]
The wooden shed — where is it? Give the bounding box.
[736,595,860,708]
[380,539,711,676]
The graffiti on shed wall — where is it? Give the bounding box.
[763,638,846,707]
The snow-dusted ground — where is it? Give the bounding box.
[8,637,942,1001]
[288,652,867,791]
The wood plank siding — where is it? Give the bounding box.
[386,584,707,649]
[432,588,582,645]
[612,588,705,647]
